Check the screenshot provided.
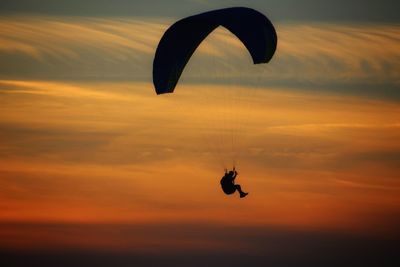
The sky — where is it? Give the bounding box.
[0,1,399,267]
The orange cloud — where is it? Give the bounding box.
[0,80,399,241]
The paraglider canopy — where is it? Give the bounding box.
[153,7,277,94]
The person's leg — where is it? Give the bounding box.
[235,185,248,198]
[235,184,244,193]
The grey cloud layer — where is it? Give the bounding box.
[1,0,399,22]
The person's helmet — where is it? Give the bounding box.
[228,171,234,175]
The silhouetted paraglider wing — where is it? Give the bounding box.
[153,7,277,94]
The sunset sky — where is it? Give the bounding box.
[0,1,399,266]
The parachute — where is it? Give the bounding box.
[152,7,277,170]
[153,7,277,94]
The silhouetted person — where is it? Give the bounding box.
[220,167,248,198]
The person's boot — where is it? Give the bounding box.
[240,192,248,198]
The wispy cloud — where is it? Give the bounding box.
[0,17,399,99]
